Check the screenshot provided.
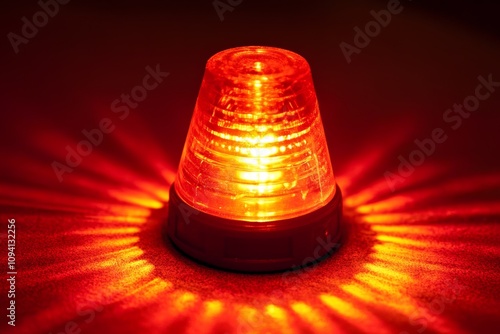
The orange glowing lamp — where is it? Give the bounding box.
[168,46,342,272]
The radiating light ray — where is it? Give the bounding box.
[95,247,144,268]
[19,245,145,283]
[203,300,224,318]
[100,260,155,297]
[319,294,393,334]
[359,213,405,224]
[111,116,176,183]
[371,225,435,235]
[319,294,365,319]
[341,283,377,303]
[361,201,500,224]
[265,304,295,334]
[372,242,498,268]
[336,149,387,195]
[103,277,173,312]
[343,280,415,316]
[78,269,157,310]
[20,240,142,264]
[0,184,115,212]
[344,178,391,208]
[186,300,227,334]
[106,205,152,217]
[290,302,339,332]
[0,183,156,219]
[82,237,140,250]
[374,242,413,253]
[376,235,430,247]
[114,259,152,274]
[357,195,414,214]
[371,252,446,272]
[364,263,413,282]
[356,267,468,334]
[133,180,171,201]
[5,128,173,209]
[235,305,262,334]
[70,227,140,235]
[169,291,198,313]
[335,119,417,196]
[126,278,173,305]
[356,173,500,215]
[162,169,177,185]
[108,189,165,209]
[344,163,446,208]
[354,272,406,295]
[399,173,500,210]
[82,215,147,224]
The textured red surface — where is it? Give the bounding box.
[1,1,500,333]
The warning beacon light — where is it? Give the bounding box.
[167,46,342,272]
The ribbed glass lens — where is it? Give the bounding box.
[175,46,336,221]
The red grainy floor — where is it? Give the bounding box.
[1,1,499,333]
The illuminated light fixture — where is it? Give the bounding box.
[168,46,342,272]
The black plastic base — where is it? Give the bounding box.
[167,184,343,272]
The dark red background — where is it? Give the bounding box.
[1,1,499,333]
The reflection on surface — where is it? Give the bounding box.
[1,122,499,334]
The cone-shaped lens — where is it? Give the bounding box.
[175,46,336,221]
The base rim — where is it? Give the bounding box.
[167,184,343,272]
